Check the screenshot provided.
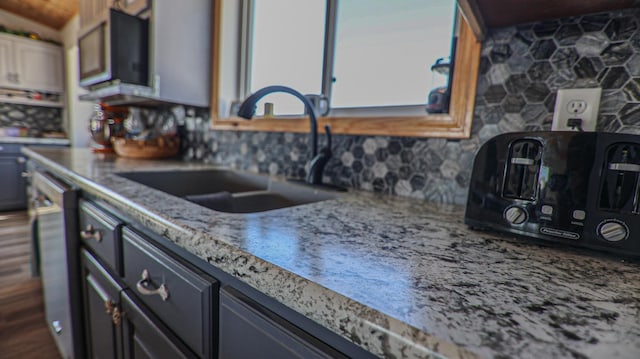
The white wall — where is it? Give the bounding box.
[60,15,93,148]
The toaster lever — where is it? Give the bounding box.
[511,158,535,166]
[609,163,640,172]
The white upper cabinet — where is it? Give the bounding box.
[0,37,13,85]
[0,33,64,94]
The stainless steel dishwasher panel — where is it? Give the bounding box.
[34,171,82,359]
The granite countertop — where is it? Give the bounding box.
[1,136,70,146]
[24,147,640,359]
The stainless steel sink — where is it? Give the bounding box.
[116,169,339,213]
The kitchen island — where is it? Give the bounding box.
[24,147,640,359]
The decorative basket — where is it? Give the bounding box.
[111,136,180,159]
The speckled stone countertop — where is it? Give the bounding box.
[1,136,69,146]
[24,147,640,359]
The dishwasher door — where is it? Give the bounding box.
[34,171,82,359]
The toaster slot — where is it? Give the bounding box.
[599,143,640,214]
[503,139,542,201]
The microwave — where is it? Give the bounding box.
[79,9,149,88]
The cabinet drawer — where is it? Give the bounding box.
[122,227,217,359]
[79,200,123,275]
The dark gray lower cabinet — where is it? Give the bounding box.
[219,287,348,359]
[0,144,27,211]
[122,227,217,359]
[76,198,372,359]
[81,249,123,359]
[121,290,197,359]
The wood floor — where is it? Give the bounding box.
[0,211,61,359]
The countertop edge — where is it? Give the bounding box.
[2,136,70,146]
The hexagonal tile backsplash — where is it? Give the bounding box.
[183,8,640,205]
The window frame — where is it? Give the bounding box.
[210,1,481,139]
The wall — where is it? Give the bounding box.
[61,15,92,148]
[185,9,640,205]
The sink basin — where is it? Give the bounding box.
[116,169,339,213]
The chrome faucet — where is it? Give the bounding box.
[237,85,332,185]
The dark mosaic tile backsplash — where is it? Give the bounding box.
[182,9,640,205]
[0,103,64,136]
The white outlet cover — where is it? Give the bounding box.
[552,88,602,131]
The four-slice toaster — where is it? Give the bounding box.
[465,131,640,257]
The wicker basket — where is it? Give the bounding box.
[111,136,180,159]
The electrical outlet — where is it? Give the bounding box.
[552,88,602,131]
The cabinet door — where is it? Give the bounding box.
[81,249,124,359]
[120,290,197,359]
[13,40,63,93]
[0,154,27,211]
[219,287,348,359]
[0,36,15,87]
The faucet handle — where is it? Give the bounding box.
[324,125,332,150]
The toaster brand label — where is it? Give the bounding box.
[540,227,580,240]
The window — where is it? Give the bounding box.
[330,0,456,111]
[210,0,481,138]
[245,0,456,116]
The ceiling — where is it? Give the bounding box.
[1,0,640,32]
[0,0,78,30]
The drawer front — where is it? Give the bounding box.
[79,200,123,275]
[122,227,216,359]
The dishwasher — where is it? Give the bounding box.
[34,171,83,359]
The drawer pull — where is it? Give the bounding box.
[80,225,103,242]
[105,299,115,315]
[136,269,170,301]
[105,300,123,326]
[112,306,123,326]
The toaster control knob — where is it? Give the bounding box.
[598,221,628,242]
[504,206,527,225]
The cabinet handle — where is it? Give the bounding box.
[105,299,115,315]
[105,300,123,326]
[111,306,123,327]
[136,269,170,301]
[80,224,103,242]
[17,157,26,164]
